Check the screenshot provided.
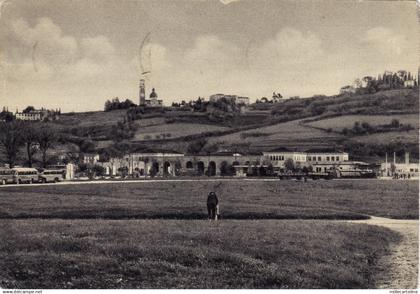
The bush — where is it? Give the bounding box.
[110,121,137,141]
[79,139,96,153]
[220,161,235,176]
[92,165,105,177]
[187,138,207,154]
[126,107,144,122]
[284,158,295,172]
[390,119,400,128]
[240,132,270,139]
[105,98,136,111]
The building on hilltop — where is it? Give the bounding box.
[209,94,236,103]
[145,88,163,107]
[404,79,416,88]
[15,108,60,121]
[339,85,356,95]
[236,96,250,105]
[139,79,162,107]
[209,94,250,105]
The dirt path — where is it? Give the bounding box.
[350,216,419,289]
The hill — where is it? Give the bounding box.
[44,88,418,163]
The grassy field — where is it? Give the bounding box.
[0,179,417,219]
[132,123,229,141]
[348,131,419,145]
[0,219,400,288]
[307,114,419,131]
[207,119,343,151]
[57,110,128,127]
[0,180,415,288]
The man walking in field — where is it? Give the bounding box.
[207,191,218,220]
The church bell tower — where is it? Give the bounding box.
[139,79,146,106]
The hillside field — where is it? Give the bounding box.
[307,114,419,131]
[57,109,129,127]
[30,88,419,160]
[206,119,344,151]
[348,131,419,145]
[132,123,228,141]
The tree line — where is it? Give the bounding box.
[342,70,418,95]
[342,119,414,136]
[104,97,136,111]
[0,121,58,168]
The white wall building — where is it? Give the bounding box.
[82,153,100,165]
[15,111,43,121]
[236,96,250,105]
[380,153,419,179]
[306,150,349,164]
[145,88,163,107]
[263,148,307,168]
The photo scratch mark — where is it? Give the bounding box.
[32,41,38,72]
[138,32,152,78]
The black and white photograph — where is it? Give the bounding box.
[0,0,418,291]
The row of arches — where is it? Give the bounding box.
[185,161,216,176]
[144,159,269,177]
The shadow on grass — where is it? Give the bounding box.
[0,211,370,220]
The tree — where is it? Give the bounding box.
[104,100,112,111]
[390,163,396,176]
[105,98,136,111]
[258,165,267,176]
[390,119,400,128]
[110,121,137,142]
[267,163,274,176]
[220,161,235,176]
[352,121,363,134]
[187,138,207,154]
[0,121,24,167]
[353,78,362,88]
[92,165,105,177]
[78,139,96,153]
[174,161,182,176]
[0,110,15,122]
[284,158,295,172]
[22,122,39,167]
[22,106,35,113]
[149,162,158,178]
[37,125,58,168]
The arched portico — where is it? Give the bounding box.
[207,161,216,176]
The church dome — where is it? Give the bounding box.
[149,88,158,98]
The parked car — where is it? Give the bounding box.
[12,167,39,184]
[0,167,15,185]
[39,169,65,183]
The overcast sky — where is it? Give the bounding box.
[0,0,418,112]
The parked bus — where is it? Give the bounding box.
[0,167,15,185]
[335,162,376,178]
[39,169,65,183]
[12,167,39,184]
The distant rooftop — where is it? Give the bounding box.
[305,148,346,153]
[267,147,292,152]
